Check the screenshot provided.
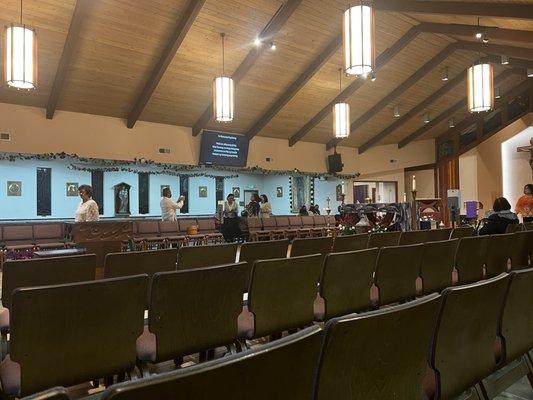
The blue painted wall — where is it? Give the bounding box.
[0,158,344,220]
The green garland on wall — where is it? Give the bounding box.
[0,151,361,180]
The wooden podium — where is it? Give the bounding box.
[65,221,134,275]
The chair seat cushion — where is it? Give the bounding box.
[0,309,10,334]
[5,244,34,251]
[237,307,255,339]
[0,355,21,396]
[136,326,157,363]
[144,237,164,242]
[35,242,66,249]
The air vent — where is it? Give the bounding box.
[158,148,171,154]
[0,132,11,141]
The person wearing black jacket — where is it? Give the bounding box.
[479,197,519,235]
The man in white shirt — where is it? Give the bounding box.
[160,187,185,221]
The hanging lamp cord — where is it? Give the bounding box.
[221,33,226,76]
[20,0,23,25]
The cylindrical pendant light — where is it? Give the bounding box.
[333,69,350,139]
[343,3,375,76]
[4,1,38,90]
[212,33,234,123]
[467,62,494,113]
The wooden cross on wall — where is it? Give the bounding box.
[517,138,533,179]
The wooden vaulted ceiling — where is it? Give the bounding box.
[1,0,533,153]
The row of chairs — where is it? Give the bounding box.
[248,215,338,240]
[20,269,533,400]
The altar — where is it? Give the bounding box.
[340,202,413,232]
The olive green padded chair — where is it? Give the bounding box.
[101,326,323,400]
[509,231,533,270]
[398,230,429,246]
[426,228,452,242]
[331,234,369,253]
[104,249,177,279]
[374,244,424,305]
[239,254,323,339]
[427,274,510,400]
[484,234,513,278]
[525,222,533,231]
[21,387,70,400]
[239,239,289,288]
[0,254,97,334]
[314,294,441,400]
[177,243,238,270]
[290,237,333,258]
[137,263,247,365]
[317,249,378,321]
[420,239,459,294]
[506,223,524,233]
[0,275,148,397]
[455,236,490,285]
[367,231,401,249]
[450,226,474,239]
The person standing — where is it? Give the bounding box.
[75,185,100,222]
[515,184,533,223]
[259,194,272,218]
[220,194,241,242]
[246,193,261,217]
[160,188,185,221]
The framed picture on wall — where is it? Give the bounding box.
[276,186,283,197]
[199,186,208,198]
[232,187,240,198]
[7,181,21,196]
[66,182,79,197]
[160,185,170,196]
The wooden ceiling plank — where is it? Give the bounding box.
[245,35,342,139]
[456,41,533,61]
[373,1,533,20]
[126,0,206,129]
[288,25,421,147]
[46,0,92,120]
[398,68,521,148]
[418,22,533,44]
[327,43,457,151]
[191,0,303,137]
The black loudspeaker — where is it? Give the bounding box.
[327,153,343,173]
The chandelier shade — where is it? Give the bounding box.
[343,4,375,76]
[467,62,494,113]
[4,23,38,90]
[333,102,350,139]
[213,76,234,122]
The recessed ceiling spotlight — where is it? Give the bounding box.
[423,112,430,124]
[449,118,455,128]
[393,105,400,118]
[370,71,376,81]
[495,87,501,99]
[482,37,489,43]
[475,32,483,40]
[270,42,276,51]
[528,68,533,78]
[441,66,449,82]
[254,37,261,46]
[501,55,510,65]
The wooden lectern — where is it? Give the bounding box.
[65,221,134,276]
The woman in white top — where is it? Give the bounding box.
[160,187,185,221]
[259,194,272,218]
[75,185,100,222]
[220,194,241,242]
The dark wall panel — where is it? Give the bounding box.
[180,176,189,214]
[36,167,52,216]
[91,171,104,215]
[138,173,150,214]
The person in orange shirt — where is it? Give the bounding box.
[515,184,533,223]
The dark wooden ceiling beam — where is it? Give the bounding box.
[417,22,533,43]
[126,0,206,129]
[191,0,303,137]
[245,35,342,139]
[456,41,533,61]
[398,68,521,148]
[288,26,421,147]
[373,1,533,20]
[46,0,92,120]
[327,43,457,151]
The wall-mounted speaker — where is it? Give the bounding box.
[327,153,343,173]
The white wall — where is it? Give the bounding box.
[502,127,533,210]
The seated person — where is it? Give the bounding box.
[479,197,519,235]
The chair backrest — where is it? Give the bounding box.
[10,275,147,397]
[455,236,489,284]
[158,221,179,235]
[148,263,247,362]
[246,217,262,230]
[313,215,326,226]
[426,228,452,242]
[485,234,513,278]
[301,216,315,227]
[104,249,177,279]
[331,234,368,253]
[21,387,71,400]
[450,226,474,239]
[239,239,289,287]
[314,294,441,400]
[197,218,216,231]
[3,224,33,242]
[33,224,62,240]
[420,239,460,294]
[290,237,333,258]
[399,230,428,246]
[429,273,510,400]
[288,216,303,228]
[506,223,524,233]
[2,254,97,310]
[374,244,424,305]
[261,218,277,229]
[99,326,323,400]
[274,216,289,228]
[524,222,533,231]
[178,219,197,232]
[320,249,378,320]
[136,220,159,235]
[509,231,533,270]
[367,231,401,249]
[499,268,533,364]
[249,255,322,338]
[325,215,336,226]
[177,243,238,270]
